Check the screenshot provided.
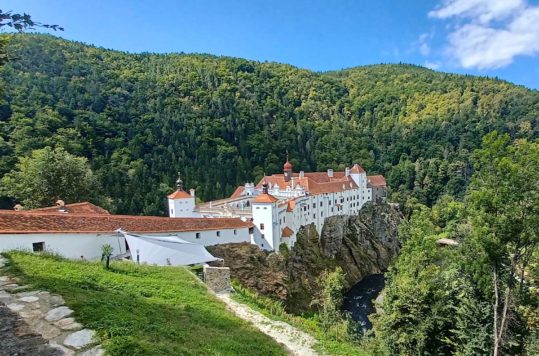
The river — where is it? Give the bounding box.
[342,274,385,333]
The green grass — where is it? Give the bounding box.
[2,252,286,356]
[231,281,370,356]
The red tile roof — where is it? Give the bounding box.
[0,211,252,234]
[229,186,245,199]
[283,160,293,170]
[350,164,365,174]
[286,200,296,212]
[256,172,359,196]
[167,190,193,199]
[281,226,294,238]
[28,202,110,215]
[253,193,278,204]
[367,175,387,187]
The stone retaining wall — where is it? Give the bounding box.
[203,266,231,292]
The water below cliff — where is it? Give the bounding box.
[343,274,385,333]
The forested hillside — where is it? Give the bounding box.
[1,34,538,214]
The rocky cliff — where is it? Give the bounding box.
[208,202,402,312]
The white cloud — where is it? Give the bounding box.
[424,61,441,70]
[418,33,431,56]
[430,0,539,69]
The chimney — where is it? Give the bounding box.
[345,167,350,177]
[299,171,305,179]
[327,169,334,178]
[189,188,195,197]
[56,199,68,213]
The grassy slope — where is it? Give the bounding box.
[231,281,369,356]
[3,252,286,356]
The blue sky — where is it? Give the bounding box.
[3,0,539,89]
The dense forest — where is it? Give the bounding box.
[0,34,538,214]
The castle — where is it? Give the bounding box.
[168,158,387,251]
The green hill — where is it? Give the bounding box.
[3,251,286,355]
[1,34,538,213]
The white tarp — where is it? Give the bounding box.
[117,230,218,266]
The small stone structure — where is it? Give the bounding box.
[0,255,103,355]
[203,265,231,292]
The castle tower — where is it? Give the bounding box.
[283,154,293,182]
[350,163,366,188]
[252,183,279,250]
[168,173,196,218]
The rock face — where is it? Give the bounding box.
[320,202,402,284]
[209,202,402,313]
[206,243,288,300]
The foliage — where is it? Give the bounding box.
[310,267,356,342]
[467,132,539,354]
[0,9,63,32]
[0,35,538,213]
[0,146,104,208]
[231,279,366,355]
[373,134,539,355]
[4,251,286,355]
[101,244,113,269]
[0,9,62,71]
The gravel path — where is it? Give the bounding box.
[216,292,318,356]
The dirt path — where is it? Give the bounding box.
[216,292,318,356]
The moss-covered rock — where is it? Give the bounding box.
[209,202,402,313]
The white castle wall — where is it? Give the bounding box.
[0,227,251,261]
[0,233,127,260]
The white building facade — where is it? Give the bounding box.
[176,159,387,251]
[0,203,252,262]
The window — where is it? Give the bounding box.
[261,234,265,239]
[170,209,174,215]
[260,223,265,230]
[196,232,201,239]
[234,229,237,235]
[321,212,324,217]
[263,207,267,210]
[32,242,44,252]
[312,203,315,209]
[320,201,323,207]
[216,231,221,237]
[249,227,254,234]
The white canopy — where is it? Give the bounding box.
[117,230,218,266]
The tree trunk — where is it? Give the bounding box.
[493,270,500,356]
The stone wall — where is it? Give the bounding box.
[203,266,231,292]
